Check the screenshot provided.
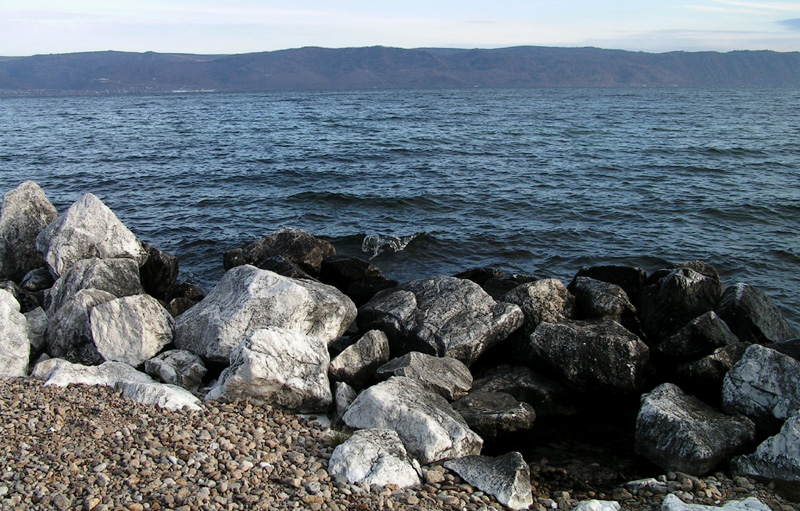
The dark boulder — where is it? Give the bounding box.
[319,255,397,306]
[139,242,179,298]
[471,365,577,417]
[716,283,800,345]
[0,279,41,313]
[501,278,575,336]
[255,254,314,280]
[223,227,335,276]
[672,343,749,406]
[655,311,740,363]
[163,282,206,318]
[482,274,538,301]
[20,267,54,293]
[454,267,507,287]
[569,264,648,305]
[570,276,641,335]
[451,391,536,441]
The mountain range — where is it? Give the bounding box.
[2,46,800,96]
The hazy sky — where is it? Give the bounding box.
[2,0,800,56]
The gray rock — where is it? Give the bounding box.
[24,306,47,353]
[45,257,144,313]
[731,410,800,483]
[114,381,201,411]
[716,283,800,345]
[342,376,483,464]
[35,193,147,278]
[529,319,650,395]
[20,267,55,292]
[571,276,640,334]
[451,391,536,441]
[375,351,472,401]
[144,349,207,392]
[358,276,523,366]
[0,181,58,282]
[502,278,575,335]
[444,452,533,510]
[205,326,332,413]
[572,501,621,511]
[332,381,357,426]
[569,264,648,305]
[223,227,335,275]
[722,344,800,432]
[328,429,421,488]
[320,255,398,306]
[329,329,390,388]
[254,254,315,280]
[139,242,179,298]
[635,383,755,475]
[471,365,577,417]
[673,343,748,404]
[174,265,356,363]
[656,311,740,363]
[661,493,771,511]
[32,357,154,387]
[0,279,41,313]
[0,289,30,376]
[45,289,117,366]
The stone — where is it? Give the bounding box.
[529,319,650,395]
[89,294,174,367]
[635,383,755,475]
[32,358,154,387]
[358,276,523,366]
[470,365,577,416]
[656,311,740,363]
[45,289,116,366]
[731,410,800,483]
[572,501,621,511]
[0,279,40,313]
[570,276,640,334]
[254,254,314,280]
[444,452,533,510]
[768,338,800,361]
[20,267,55,292]
[451,391,536,440]
[139,242,179,298]
[673,343,748,405]
[114,381,201,411]
[483,274,538,301]
[0,181,58,282]
[35,193,147,278]
[569,264,648,305]
[661,494,771,511]
[45,257,144,314]
[454,267,508,287]
[144,349,207,392]
[375,351,472,401]
[722,344,800,432]
[0,289,30,376]
[501,278,575,335]
[24,306,47,353]
[716,283,800,345]
[205,326,332,413]
[342,376,483,464]
[174,265,356,362]
[328,429,421,488]
[332,381,357,426]
[329,329,390,388]
[319,255,398,306]
[223,227,335,275]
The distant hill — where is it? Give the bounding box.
[2,46,800,96]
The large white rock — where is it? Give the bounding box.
[661,494,770,511]
[174,265,356,362]
[89,294,174,366]
[35,193,147,278]
[114,381,201,411]
[205,326,332,413]
[32,358,154,387]
[328,429,422,488]
[731,410,800,482]
[342,376,483,464]
[0,181,58,281]
[573,501,621,511]
[45,257,143,314]
[144,349,207,392]
[444,452,533,510]
[0,289,30,376]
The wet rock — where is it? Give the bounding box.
[45,257,143,313]
[144,349,207,392]
[24,306,47,353]
[0,289,30,376]
[444,452,533,510]
[501,278,575,335]
[223,227,335,276]
[731,410,800,483]
[32,358,154,387]
[635,383,755,475]
[139,242,179,298]
[470,365,577,416]
[358,276,523,366]
[451,391,536,441]
[656,311,740,363]
[375,351,472,401]
[36,193,147,278]
[0,181,58,282]
[329,329,390,388]
[570,276,640,334]
[320,255,398,306]
[661,493,771,511]
[44,289,116,366]
[716,283,800,345]
[328,429,421,488]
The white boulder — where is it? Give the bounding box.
[328,429,421,488]
[114,381,201,411]
[0,181,58,281]
[0,289,30,376]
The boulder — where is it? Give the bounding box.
[139,242,179,298]
[329,329,390,388]
[569,264,648,305]
[24,306,47,353]
[501,278,575,335]
[174,265,356,362]
[332,381,358,426]
[144,349,207,392]
[673,344,748,405]
[482,274,538,301]
[451,391,536,441]
[114,381,201,411]
[20,267,55,292]
[223,227,335,275]
[254,254,314,280]
[768,338,800,361]
[163,282,206,317]
[45,257,143,313]
[722,344,800,432]
[0,279,40,313]
[327,429,421,488]
[573,501,621,511]
[570,276,640,334]
[35,193,147,278]
[470,365,577,417]
[375,351,472,401]
[638,267,725,342]
[0,289,30,376]
[528,320,650,395]
[731,410,800,483]
[358,276,523,366]
[655,311,740,363]
[634,383,755,475]
[32,358,154,387]
[454,267,508,287]
[44,289,116,366]
[319,255,398,306]
[0,181,58,282]
[205,326,332,413]
[716,283,800,345]
[342,376,483,464]
[661,494,771,511]
[444,452,533,510]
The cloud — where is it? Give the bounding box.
[778,18,800,30]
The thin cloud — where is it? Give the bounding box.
[778,18,800,30]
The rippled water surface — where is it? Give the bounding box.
[2,88,798,325]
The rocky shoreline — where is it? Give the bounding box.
[1,180,800,510]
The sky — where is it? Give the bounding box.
[2,0,800,57]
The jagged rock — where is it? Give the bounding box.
[45,257,143,313]
[661,494,771,511]
[89,294,174,367]
[139,242,179,298]
[205,326,332,413]
[32,358,154,387]
[24,306,47,353]
[114,381,201,411]
[0,279,40,313]
[638,267,725,342]
[223,227,335,275]
[163,282,205,317]
[529,319,650,395]
[375,351,472,401]
[502,278,575,335]
[635,383,755,475]
[319,255,398,306]
[722,344,800,432]
[573,501,621,511]
[570,276,640,334]
[454,267,507,287]
[0,289,30,376]
[451,391,536,440]
[342,376,483,464]
[673,344,749,405]
[471,365,577,416]
[45,289,116,366]
[656,311,740,363]
[332,381,357,426]
[483,274,538,301]
[328,429,421,488]
[731,410,800,483]
[254,254,314,280]
[444,452,533,510]
[716,283,800,345]
[36,193,147,278]
[329,329,390,388]
[20,267,55,292]
[358,276,523,366]
[0,181,58,282]
[174,265,356,362]
[144,349,207,392]
[570,265,648,305]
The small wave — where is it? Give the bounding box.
[361,232,429,259]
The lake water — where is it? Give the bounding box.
[1,88,798,326]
